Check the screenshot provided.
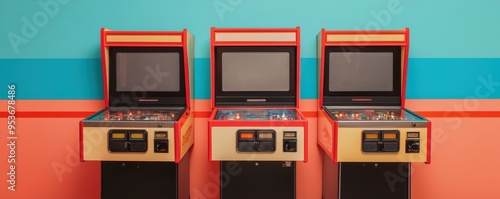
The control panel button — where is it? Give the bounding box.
[362,142,378,152]
[109,142,127,152]
[362,130,400,153]
[236,130,276,152]
[108,130,147,153]
[283,140,297,152]
[406,140,420,153]
[238,142,255,152]
[382,142,399,152]
[258,142,276,152]
[154,131,168,153]
[130,142,147,152]
[283,131,297,152]
[405,131,420,153]
[154,141,168,153]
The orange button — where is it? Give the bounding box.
[239,132,254,139]
[383,132,397,139]
[365,133,379,139]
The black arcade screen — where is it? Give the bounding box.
[116,52,180,92]
[329,52,393,92]
[221,52,290,92]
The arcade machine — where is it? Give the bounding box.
[80,28,194,199]
[317,28,431,199]
[208,27,308,199]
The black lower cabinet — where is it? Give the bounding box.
[323,152,410,199]
[101,153,190,199]
[221,161,296,199]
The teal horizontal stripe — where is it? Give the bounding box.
[1,58,500,100]
[407,58,500,99]
[301,58,318,99]
[194,58,210,99]
[0,58,103,100]
[1,1,500,58]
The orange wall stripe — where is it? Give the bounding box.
[416,111,500,118]
[0,100,104,112]
[193,111,212,118]
[2,111,500,118]
[0,111,95,118]
[302,111,318,117]
[406,99,500,112]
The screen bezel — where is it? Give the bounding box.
[108,47,186,107]
[323,46,402,106]
[214,46,297,106]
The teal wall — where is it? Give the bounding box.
[1,0,500,99]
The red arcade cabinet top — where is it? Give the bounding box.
[100,28,194,110]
